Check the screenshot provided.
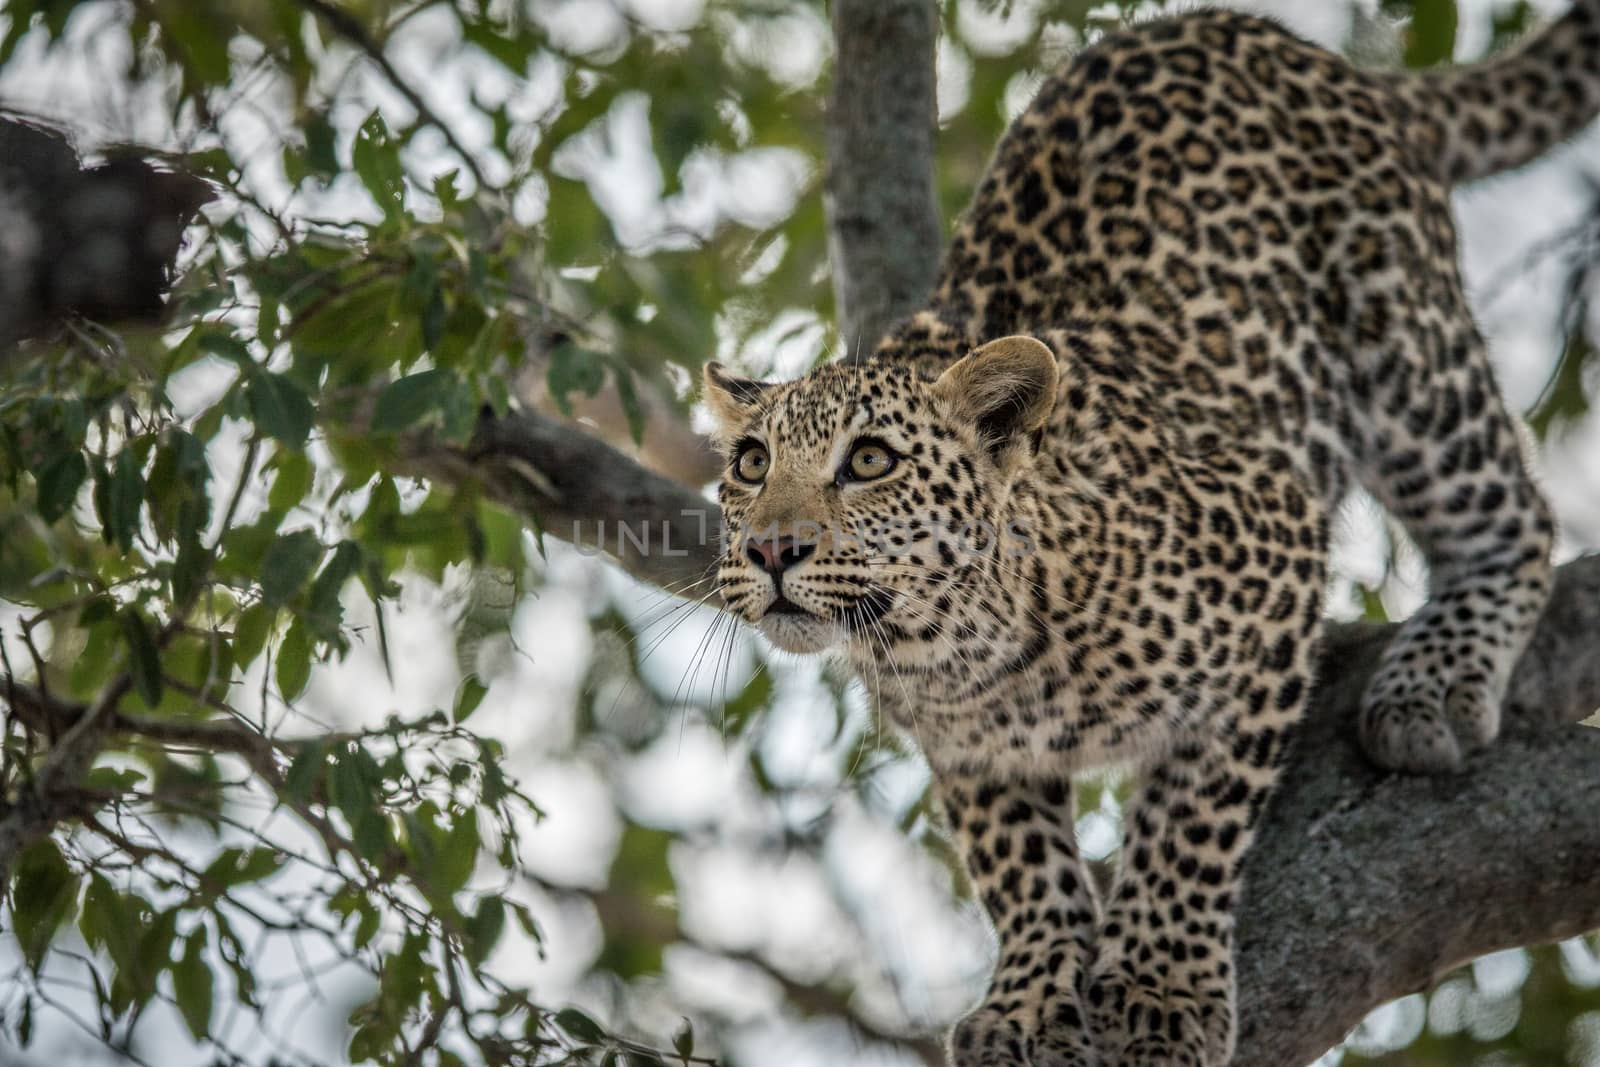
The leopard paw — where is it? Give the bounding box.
[1033,998,1099,1067]
[1360,635,1510,775]
[1085,962,1232,1067]
[949,1005,1032,1067]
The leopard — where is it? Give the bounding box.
[701,4,1599,1064]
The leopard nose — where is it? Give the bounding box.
[745,536,817,577]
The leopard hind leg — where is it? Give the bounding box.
[1355,309,1554,772]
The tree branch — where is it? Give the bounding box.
[0,673,130,885]
[400,410,724,599]
[1235,554,1600,1067]
[825,0,943,353]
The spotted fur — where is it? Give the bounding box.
[704,7,1595,1064]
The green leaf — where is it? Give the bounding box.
[453,675,488,724]
[613,364,647,444]
[463,896,504,966]
[172,928,213,1040]
[202,848,284,890]
[232,603,275,668]
[1358,583,1389,623]
[555,1007,606,1045]
[84,766,147,791]
[546,343,606,412]
[305,540,362,638]
[276,619,313,701]
[267,449,314,515]
[433,168,461,208]
[353,110,405,216]
[673,1018,695,1061]
[172,532,210,607]
[331,746,386,857]
[146,429,212,542]
[304,112,339,178]
[1528,329,1592,440]
[283,739,326,803]
[1404,0,1458,68]
[247,370,315,448]
[35,450,87,523]
[719,667,772,736]
[260,529,324,606]
[80,875,154,1005]
[435,812,480,896]
[373,369,449,433]
[95,449,146,551]
[120,609,163,708]
[11,839,79,971]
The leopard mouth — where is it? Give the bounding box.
[764,593,811,617]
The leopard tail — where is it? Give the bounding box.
[1394,0,1600,183]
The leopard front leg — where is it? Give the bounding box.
[940,775,1101,1067]
[1086,680,1305,1066]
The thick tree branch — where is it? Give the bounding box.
[825,0,943,353]
[400,411,725,599]
[1235,553,1600,1067]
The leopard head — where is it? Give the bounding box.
[702,336,1057,657]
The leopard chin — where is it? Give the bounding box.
[756,613,840,654]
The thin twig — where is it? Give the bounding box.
[291,0,491,192]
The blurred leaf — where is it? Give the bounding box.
[672,1019,695,1061]
[94,449,146,552]
[614,364,647,444]
[260,529,324,606]
[233,603,275,667]
[453,675,488,723]
[202,848,285,891]
[463,896,504,966]
[555,1007,606,1045]
[1403,0,1458,67]
[247,369,315,448]
[172,928,213,1040]
[11,839,79,972]
[35,450,87,524]
[598,824,675,979]
[267,449,314,515]
[353,109,405,217]
[276,618,313,701]
[547,343,607,412]
[120,608,163,707]
[373,369,449,433]
[283,739,326,804]
[720,667,771,736]
[305,540,362,639]
[1528,329,1593,440]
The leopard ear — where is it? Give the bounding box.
[932,336,1057,451]
[702,361,771,437]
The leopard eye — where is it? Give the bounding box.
[846,441,896,481]
[734,444,770,484]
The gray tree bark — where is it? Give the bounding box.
[825,0,944,354]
